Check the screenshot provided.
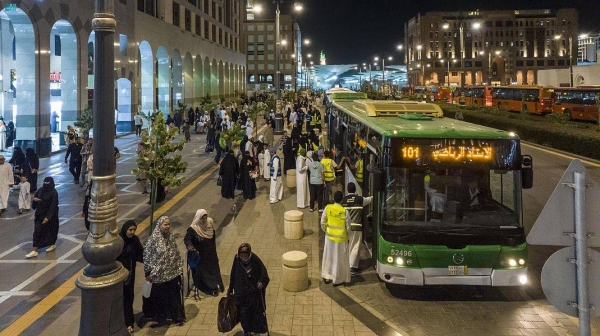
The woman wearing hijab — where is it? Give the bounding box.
[24,148,39,192]
[227,243,270,336]
[116,220,144,334]
[184,209,224,296]
[219,150,238,199]
[25,177,59,258]
[9,147,25,184]
[143,216,185,328]
[241,151,257,200]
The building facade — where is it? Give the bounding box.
[578,32,600,63]
[404,9,578,87]
[1,0,245,156]
[242,13,301,92]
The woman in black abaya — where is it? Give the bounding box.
[241,151,257,200]
[227,243,270,336]
[25,177,59,258]
[218,150,238,199]
[184,209,224,296]
[116,220,144,333]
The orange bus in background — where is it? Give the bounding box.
[452,85,492,106]
[552,87,600,122]
[491,85,554,114]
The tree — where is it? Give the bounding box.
[219,122,246,150]
[265,95,277,113]
[74,105,93,140]
[246,102,266,137]
[132,112,188,229]
[200,93,212,111]
[283,91,295,106]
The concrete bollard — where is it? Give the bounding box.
[286,169,296,188]
[282,251,308,292]
[284,210,304,240]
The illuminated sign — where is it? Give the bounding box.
[402,145,493,161]
[393,138,519,170]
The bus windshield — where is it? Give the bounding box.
[382,167,522,234]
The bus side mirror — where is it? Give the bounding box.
[367,164,385,191]
[522,155,533,189]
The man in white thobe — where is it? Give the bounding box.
[0,155,14,216]
[321,191,351,285]
[269,148,283,203]
[342,182,373,275]
[257,135,265,178]
[289,110,298,127]
[295,149,310,208]
[263,146,270,181]
[0,121,6,152]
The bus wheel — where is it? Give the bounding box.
[564,109,572,120]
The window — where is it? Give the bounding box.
[558,59,565,66]
[204,0,209,14]
[204,20,209,39]
[218,6,222,23]
[185,9,191,32]
[212,25,216,42]
[475,61,482,67]
[547,59,555,66]
[267,54,274,60]
[212,1,216,18]
[248,35,255,43]
[496,21,503,27]
[267,64,274,70]
[247,44,255,52]
[516,60,524,66]
[257,34,264,42]
[219,29,222,45]
[247,25,255,32]
[536,60,544,66]
[248,75,255,83]
[119,34,127,56]
[267,34,274,41]
[172,2,180,27]
[248,54,255,61]
[258,64,265,70]
[247,64,254,70]
[195,15,201,35]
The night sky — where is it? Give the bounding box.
[264,0,599,64]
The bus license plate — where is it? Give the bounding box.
[448,266,467,276]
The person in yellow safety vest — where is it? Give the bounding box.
[320,191,351,285]
[310,109,318,129]
[321,150,345,204]
[345,151,364,184]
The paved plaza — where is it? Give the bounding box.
[0,108,599,336]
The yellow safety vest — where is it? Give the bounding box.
[310,115,317,126]
[356,159,363,183]
[324,203,347,243]
[296,143,305,157]
[321,158,335,181]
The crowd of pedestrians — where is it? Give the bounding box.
[1,90,377,334]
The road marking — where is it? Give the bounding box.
[0,128,265,335]
[0,243,31,259]
[0,292,34,296]
[0,155,221,336]
[522,142,600,168]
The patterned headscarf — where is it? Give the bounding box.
[143,216,183,283]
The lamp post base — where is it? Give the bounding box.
[76,267,129,336]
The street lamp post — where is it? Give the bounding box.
[555,33,574,87]
[443,15,480,87]
[274,0,281,100]
[77,0,129,334]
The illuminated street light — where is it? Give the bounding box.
[253,4,262,12]
[397,44,403,50]
[304,39,310,45]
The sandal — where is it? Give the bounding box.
[127,326,134,334]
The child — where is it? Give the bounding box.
[17,175,31,214]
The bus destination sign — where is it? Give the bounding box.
[392,138,519,169]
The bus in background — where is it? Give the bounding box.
[327,93,534,287]
[552,87,600,122]
[452,85,492,106]
[413,85,454,102]
[491,85,554,114]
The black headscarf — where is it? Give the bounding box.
[119,220,137,245]
[25,147,36,158]
[238,243,253,268]
[39,177,55,195]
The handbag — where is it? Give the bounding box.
[217,176,223,186]
[187,250,201,268]
[217,294,239,332]
[142,281,152,298]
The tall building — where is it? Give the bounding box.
[242,12,301,92]
[578,32,600,63]
[404,9,578,87]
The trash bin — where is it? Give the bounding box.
[274,112,284,135]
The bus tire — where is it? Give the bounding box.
[564,109,572,120]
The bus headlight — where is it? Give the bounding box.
[395,257,404,265]
[518,258,526,266]
[387,256,394,263]
[519,275,528,284]
[508,259,517,267]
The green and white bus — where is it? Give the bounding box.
[327,92,533,286]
